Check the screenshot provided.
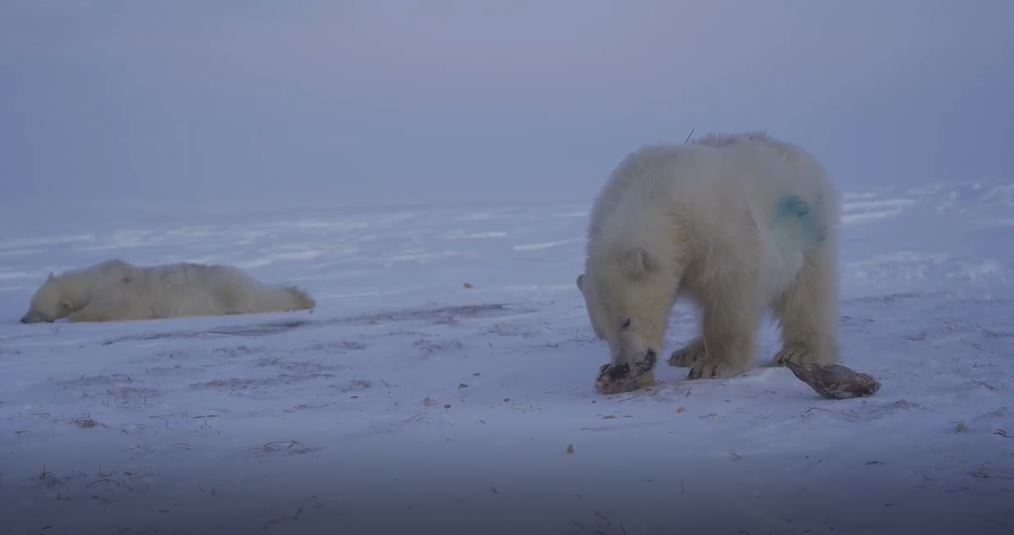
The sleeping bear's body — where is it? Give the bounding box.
[21,259,315,323]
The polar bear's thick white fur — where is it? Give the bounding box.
[20,259,315,323]
[577,132,840,393]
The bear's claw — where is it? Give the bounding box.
[668,339,706,367]
[687,357,749,379]
[774,347,823,366]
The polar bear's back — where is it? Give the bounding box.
[590,133,837,247]
[134,263,278,316]
[96,262,311,319]
[587,132,838,303]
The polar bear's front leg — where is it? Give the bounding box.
[688,326,756,379]
[687,285,760,379]
[67,297,133,323]
[67,301,115,322]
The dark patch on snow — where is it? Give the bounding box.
[248,440,321,458]
[303,340,367,353]
[413,338,464,355]
[337,379,371,392]
[99,304,517,345]
[848,292,922,304]
[101,320,313,345]
[255,356,339,374]
[190,372,334,393]
[344,303,516,326]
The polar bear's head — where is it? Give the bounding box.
[21,274,81,323]
[577,246,676,373]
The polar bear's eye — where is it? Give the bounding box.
[620,317,631,330]
[61,302,71,309]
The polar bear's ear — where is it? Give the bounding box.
[625,247,655,277]
[47,272,54,281]
[576,274,585,292]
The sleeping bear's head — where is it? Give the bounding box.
[21,273,80,323]
[577,246,675,392]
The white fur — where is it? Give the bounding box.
[578,132,840,386]
[20,259,316,323]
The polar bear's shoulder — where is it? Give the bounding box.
[694,131,814,162]
[614,131,792,175]
[96,258,132,269]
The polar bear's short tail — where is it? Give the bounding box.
[284,286,317,310]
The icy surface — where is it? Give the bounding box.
[1,182,1013,534]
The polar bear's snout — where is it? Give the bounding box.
[616,348,657,378]
[20,311,51,324]
[615,327,657,366]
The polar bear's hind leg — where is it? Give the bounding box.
[772,235,840,366]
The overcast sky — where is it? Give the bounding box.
[2,0,1012,208]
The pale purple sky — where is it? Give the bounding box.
[2,0,1012,207]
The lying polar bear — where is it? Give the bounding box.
[20,259,315,323]
[578,132,840,393]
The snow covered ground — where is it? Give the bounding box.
[1,181,1013,535]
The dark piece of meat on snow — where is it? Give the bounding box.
[786,361,881,400]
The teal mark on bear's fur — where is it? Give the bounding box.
[774,194,826,252]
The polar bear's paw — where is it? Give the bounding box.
[668,338,706,367]
[687,357,750,379]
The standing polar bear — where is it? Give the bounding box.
[20,259,315,323]
[578,132,840,394]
